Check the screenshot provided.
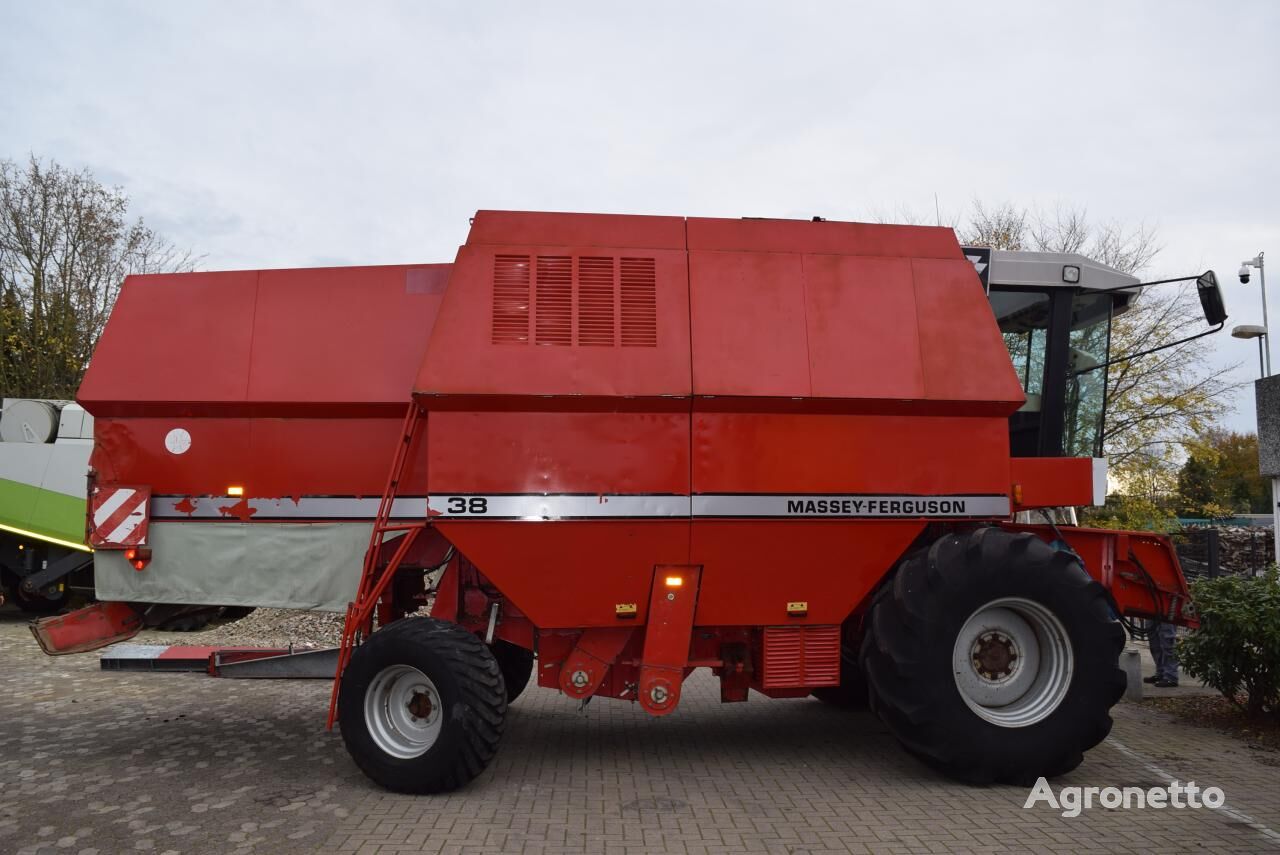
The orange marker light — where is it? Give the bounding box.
[664,576,683,588]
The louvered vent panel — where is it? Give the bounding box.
[577,256,616,346]
[619,257,658,347]
[534,256,572,346]
[762,626,841,688]
[491,255,530,344]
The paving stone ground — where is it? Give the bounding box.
[1,610,1277,854]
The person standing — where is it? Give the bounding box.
[1144,621,1179,688]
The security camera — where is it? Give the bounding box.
[1239,264,1251,284]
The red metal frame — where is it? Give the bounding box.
[1005,523,1197,626]
[327,403,427,728]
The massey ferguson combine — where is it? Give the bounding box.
[34,212,1226,794]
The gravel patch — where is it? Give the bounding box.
[141,608,346,649]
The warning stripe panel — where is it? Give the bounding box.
[89,485,151,548]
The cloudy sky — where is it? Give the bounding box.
[3,1,1277,430]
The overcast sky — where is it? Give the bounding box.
[3,1,1277,431]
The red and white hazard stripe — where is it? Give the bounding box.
[90,486,151,548]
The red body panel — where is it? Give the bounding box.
[692,413,1011,494]
[1011,457,1096,510]
[691,521,923,626]
[406,212,1028,632]
[79,265,444,504]
[416,244,691,398]
[435,520,689,628]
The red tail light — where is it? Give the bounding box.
[124,546,152,571]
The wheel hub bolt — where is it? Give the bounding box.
[973,632,1017,680]
[407,690,434,719]
[650,685,669,704]
[570,670,590,688]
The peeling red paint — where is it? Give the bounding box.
[427,507,443,518]
[174,497,197,516]
[217,498,258,521]
[290,494,302,505]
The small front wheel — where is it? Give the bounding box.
[338,617,507,793]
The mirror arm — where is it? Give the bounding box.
[1071,323,1225,376]
[1087,273,1203,294]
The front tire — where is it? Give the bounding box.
[861,527,1125,785]
[338,617,507,793]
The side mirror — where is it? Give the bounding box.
[1196,270,1228,327]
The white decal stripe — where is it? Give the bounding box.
[427,495,690,519]
[151,496,429,520]
[693,494,1010,518]
[430,494,1009,519]
[150,494,1011,521]
[94,488,136,527]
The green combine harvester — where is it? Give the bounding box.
[0,399,95,612]
[0,398,249,628]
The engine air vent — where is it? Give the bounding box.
[491,255,531,344]
[620,257,658,347]
[491,253,657,348]
[577,257,616,346]
[535,256,572,346]
[761,625,840,688]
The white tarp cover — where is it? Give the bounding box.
[94,521,371,612]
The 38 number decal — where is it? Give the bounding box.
[444,497,488,515]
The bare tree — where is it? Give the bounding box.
[0,155,197,399]
[964,201,1028,252]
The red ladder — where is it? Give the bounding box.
[326,402,427,728]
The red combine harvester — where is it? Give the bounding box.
[35,212,1226,793]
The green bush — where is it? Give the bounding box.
[1178,567,1280,715]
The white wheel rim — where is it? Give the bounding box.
[952,597,1073,728]
[364,664,443,759]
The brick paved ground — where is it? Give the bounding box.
[1,611,1277,855]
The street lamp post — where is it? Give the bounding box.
[1240,252,1278,567]
[1240,253,1271,375]
[1232,324,1267,376]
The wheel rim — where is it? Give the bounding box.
[951,597,1073,728]
[364,664,443,759]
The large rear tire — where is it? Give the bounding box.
[490,639,534,704]
[861,527,1125,785]
[339,617,506,793]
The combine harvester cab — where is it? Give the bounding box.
[42,212,1221,794]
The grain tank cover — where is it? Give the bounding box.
[416,211,1024,413]
[79,264,451,417]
